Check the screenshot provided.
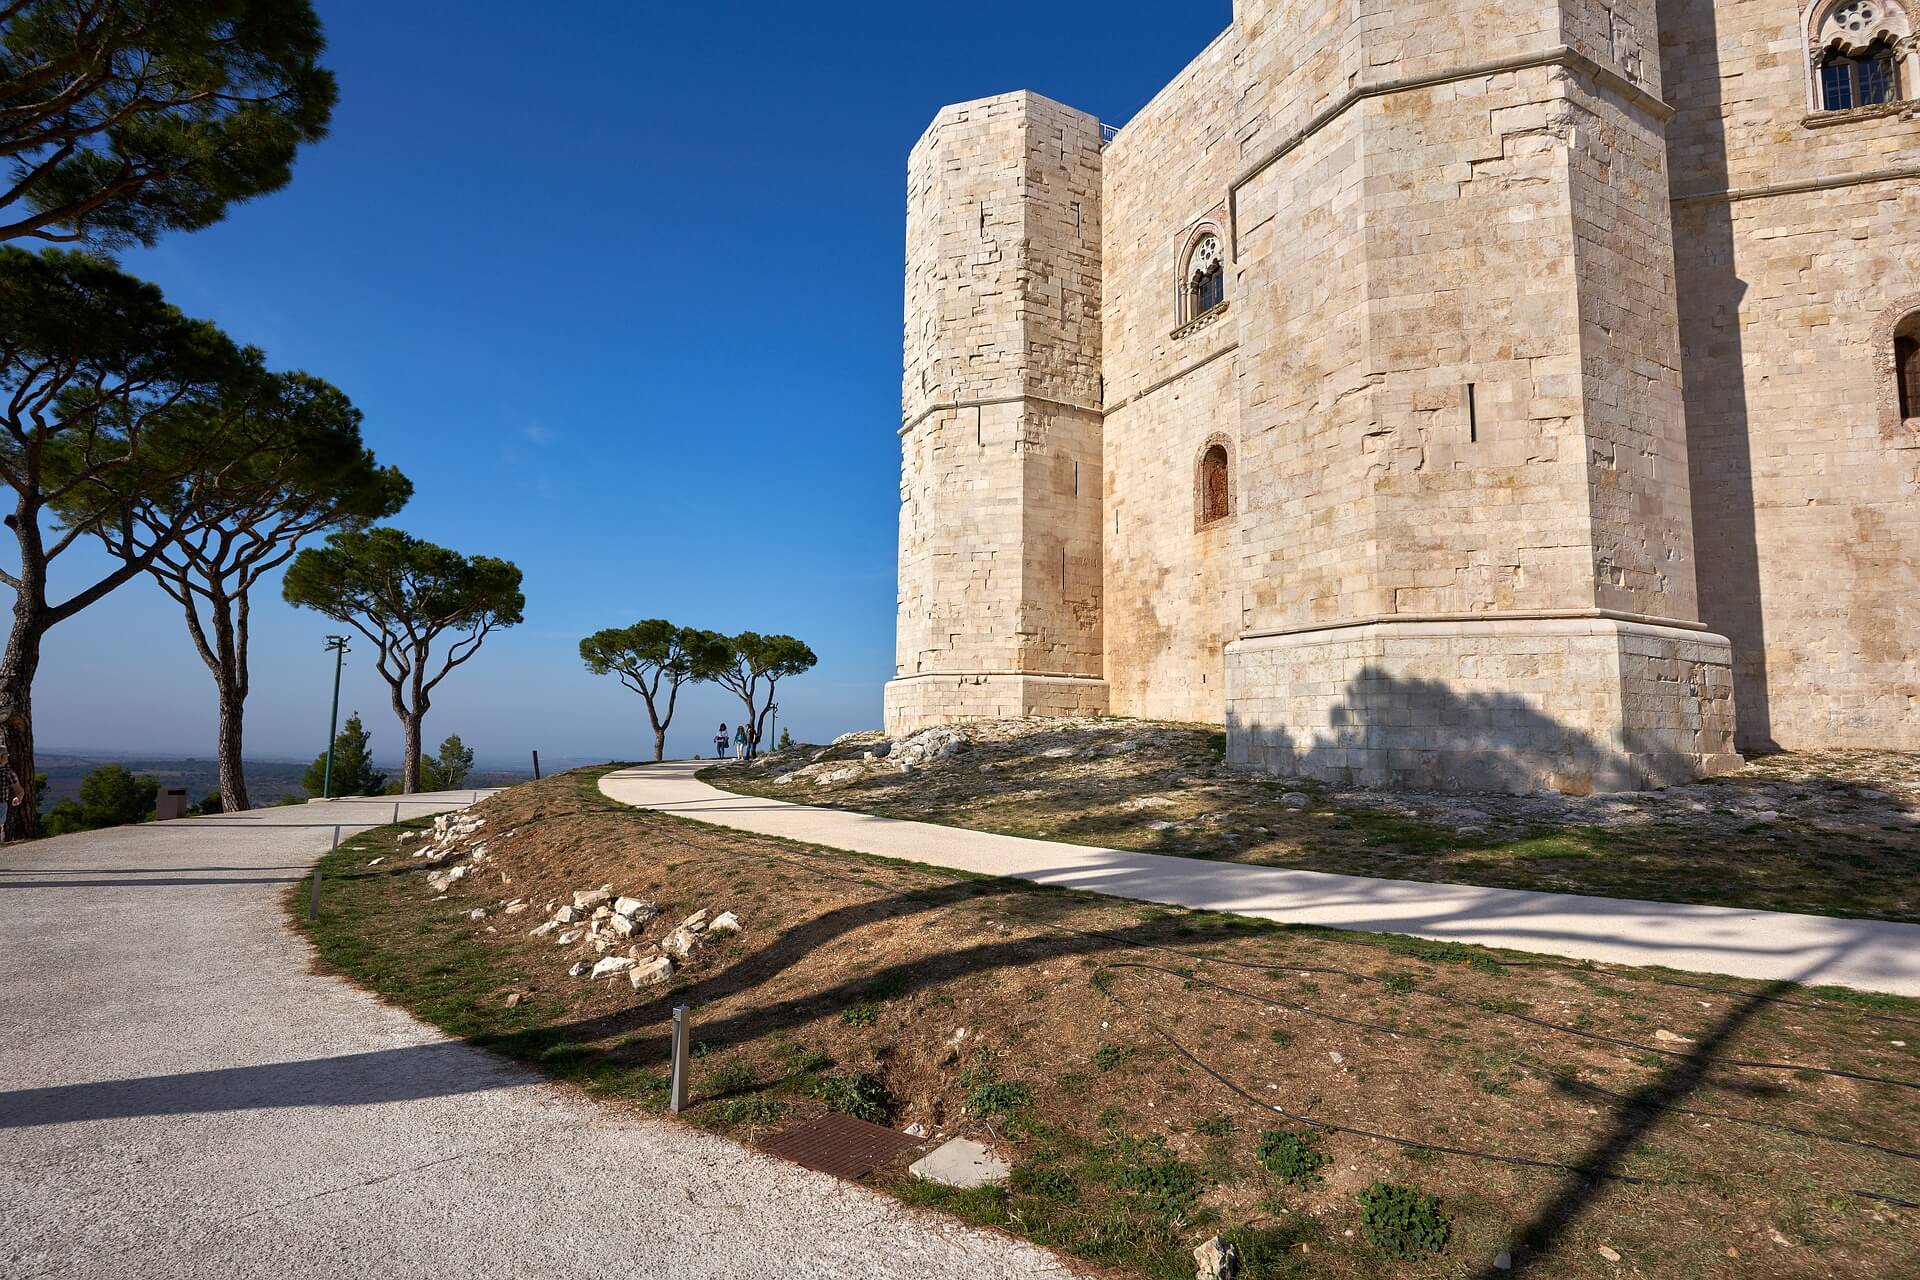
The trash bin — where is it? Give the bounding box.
[154,787,189,820]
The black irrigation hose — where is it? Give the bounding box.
[1099,960,1920,1166]
[1144,1020,1650,1185]
[1105,959,1920,1166]
[1852,1189,1920,1209]
[1134,946,1920,1092]
[1489,957,1920,1030]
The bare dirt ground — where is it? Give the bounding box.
[299,768,1920,1280]
[713,721,1920,923]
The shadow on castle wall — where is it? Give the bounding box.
[1228,665,1726,797]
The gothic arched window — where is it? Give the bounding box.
[1811,0,1913,110]
[1197,442,1231,528]
[1182,232,1225,324]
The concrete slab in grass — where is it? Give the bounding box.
[910,1138,1010,1189]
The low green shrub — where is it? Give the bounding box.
[1010,1163,1077,1202]
[711,1094,785,1125]
[811,1070,889,1124]
[1357,1181,1451,1260]
[1091,1042,1134,1072]
[1256,1129,1329,1185]
[965,1080,1034,1119]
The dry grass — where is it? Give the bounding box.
[713,722,1920,923]
[294,767,1920,1279]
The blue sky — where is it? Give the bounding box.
[37,1,1229,768]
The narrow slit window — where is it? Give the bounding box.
[1467,382,1478,443]
[1897,331,1920,420]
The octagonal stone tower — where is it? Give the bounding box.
[883,92,1109,735]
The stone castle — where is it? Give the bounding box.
[882,0,1920,794]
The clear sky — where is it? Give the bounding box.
[36,1,1230,768]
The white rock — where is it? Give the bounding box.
[589,956,636,979]
[662,926,701,959]
[557,928,585,945]
[1041,746,1077,759]
[909,1138,1009,1189]
[529,920,559,938]
[366,857,385,866]
[567,962,589,978]
[1494,1250,1513,1270]
[707,911,741,934]
[1193,1236,1239,1280]
[1653,1029,1695,1044]
[613,896,656,920]
[627,956,674,988]
[573,885,614,911]
[466,908,487,921]
[1281,792,1312,808]
[608,913,636,938]
[504,902,528,915]
[903,1122,927,1138]
[678,909,710,933]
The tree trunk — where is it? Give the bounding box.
[3,494,48,841]
[214,674,250,812]
[1,618,41,842]
[209,594,251,812]
[654,726,666,762]
[402,711,423,793]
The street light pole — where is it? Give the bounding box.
[767,702,779,754]
[322,635,350,799]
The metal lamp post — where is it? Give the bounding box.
[766,702,779,755]
[321,635,350,798]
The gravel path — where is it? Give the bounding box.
[0,797,1079,1280]
[604,762,1920,996]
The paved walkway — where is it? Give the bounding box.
[0,795,1077,1280]
[602,762,1920,997]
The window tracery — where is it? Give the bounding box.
[1810,0,1914,110]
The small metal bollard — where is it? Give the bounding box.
[668,1005,691,1113]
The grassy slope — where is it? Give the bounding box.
[291,768,1918,1280]
[709,725,1920,923]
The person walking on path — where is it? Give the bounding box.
[713,724,729,760]
[733,723,749,761]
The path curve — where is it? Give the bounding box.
[0,795,1079,1280]
[603,762,1920,997]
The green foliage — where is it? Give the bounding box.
[284,527,523,789]
[964,1080,1034,1119]
[700,1059,756,1097]
[579,621,730,760]
[840,1002,879,1028]
[194,792,223,815]
[707,631,819,760]
[421,735,474,791]
[1381,973,1416,995]
[777,727,793,750]
[1357,1182,1451,1260]
[1100,1134,1207,1219]
[810,1071,889,1124]
[303,713,386,797]
[711,1094,785,1126]
[1091,1043,1134,1072]
[42,763,158,834]
[1010,1163,1077,1202]
[1256,1129,1329,1185]
[0,0,335,249]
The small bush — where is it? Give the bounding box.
[1010,1163,1077,1202]
[1256,1129,1329,1185]
[811,1071,889,1124]
[965,1080,1034,1119]
[840,1002,880,1028]
[701,1059,756,1097]
[1091,1042,1134,1072]
[865,971,909,1001]
[1105,1135,1207,1219]
[1357,1182,1451,1260]
[1381,973,1416,995]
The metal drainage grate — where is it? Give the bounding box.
[759,1112,922,1179]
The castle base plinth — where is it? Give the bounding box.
[883,672,1110,738]
[1224,618,1741,795]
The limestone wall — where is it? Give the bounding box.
[886,93,1110,735]
[1661,0,1920,749]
